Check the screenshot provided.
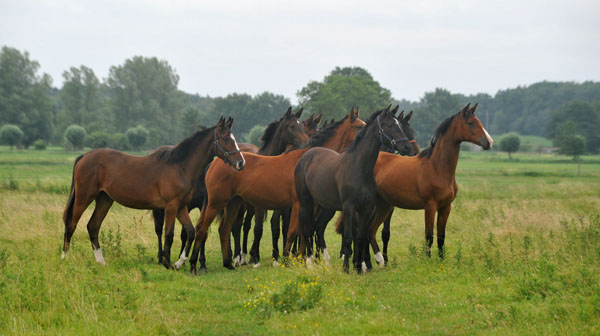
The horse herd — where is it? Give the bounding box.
[61,103,493,274]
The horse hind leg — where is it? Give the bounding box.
[249,208,266,267]
[62,187,95,259]
[242,205,254,265]
[231,207,244,267]
[174,207,194,270]
[86,192,114,265]
[270,210,282,266]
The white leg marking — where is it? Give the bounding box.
[272,260,279,267]
[61,250,67,259]
[306,256,314,268]
[93,248,106,265]
[340,254,345,260]
[322,248,331,265]
[374,252,385,267]
[233,255,240,267]
[361,261,367,273]
[241,253,247,265]
[253,262,260,268]
[174,250,187,270]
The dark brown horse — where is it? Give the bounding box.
[311,109,419,265]
[337,103,493,262]
[61,117,245,269]
[152,107,309,266]
[189,108,366,273]
[293,107,411,273]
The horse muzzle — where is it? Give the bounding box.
[234,159,246,171]
[395,141,412,156]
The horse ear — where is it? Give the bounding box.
[391,105,399,115]
[305,114,313,124]
[351,107,358,121]
[397,110,405,120]
[225,117,234,130]
[405,111,413,122]
[285,106,292,118]
[295,107,304,118]
[315,114,322,124]
[460,103,472,117]
[470,103,478,113]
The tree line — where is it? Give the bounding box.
[1,45,599,153]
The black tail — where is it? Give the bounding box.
[63,154,84,229]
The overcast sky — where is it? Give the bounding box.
[1,0,599,102]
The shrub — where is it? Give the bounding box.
[32,139,47,150]
[86,131,111,149]
[64,125,86,150]
[126,125,149,151]
[109,132,129,150]
[0,124,24,150]
[500,133,520,159]
[245,125,266,146]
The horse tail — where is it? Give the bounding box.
[63,154,84,229]
[335,215,344,234]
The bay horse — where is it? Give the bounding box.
[61,117,245,269]
[310,109,419,264]
[337,103,493,262]
[152,107,309,266]
[189,108,366,273]
[293,107,412,273]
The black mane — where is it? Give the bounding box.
[259,119,281,152]
[152,126,215,163]
[344,109,385,153]
[418,113,457,159]
[308,116,348,147]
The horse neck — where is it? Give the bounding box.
[345,125,381,178]
[180,135,215,183]
[428,128,461,179]
[321,125,351,153]
[259,129,286,156]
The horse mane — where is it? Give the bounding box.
[418,113,457,159]
[343,109,385,153]
[308,116,348,147]
[151,126,215,163]
[259,119,281,152]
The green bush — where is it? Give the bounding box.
[244,124,266,146]
[0,124,24,150]
[64,125,86,150]
[109,133,129,150]
[32,139,47,150]
[126,125,149,151]
[86,131,111,149]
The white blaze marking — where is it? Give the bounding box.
[483,128,494,148]
[174,250,187,270]
[93,248,106,265]
[374,252,384,266]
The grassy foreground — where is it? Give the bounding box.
[0,147,599,335]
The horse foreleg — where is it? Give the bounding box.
[368,200,393,267]
[270,210,282,263]
[161,206,178,269]
[436,204,451,259]
[249,208,266,266]
[86,192,113,265]
[242,205,254,265]
[173,207,194,270]
[220,199,244,270]
[381,210,393,265]
[424,203,437,258]
[152,209,165,264]
[283,203,300,258]
[315,208,336,264]
[341,204,355,274]
[190,201,221,274]
[231,207,244,266]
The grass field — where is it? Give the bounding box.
[0,146,599,335]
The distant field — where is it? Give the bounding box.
[0,147,599,335]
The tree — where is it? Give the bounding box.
[0,46,54,147]
[0,124,24,150]
[106,56,182,144]
[547,101,600,153]
[244,124,266,145]
[499,133,520,159]
[64,125,86,150]
[297,66,392,121]
[412,88,462,147]
[58,66,105,133]
[179,107,202,138]
[126,125,148,151]
[109,133,129,150]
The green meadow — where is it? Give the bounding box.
[0,147,599,335]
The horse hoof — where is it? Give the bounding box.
[224,263,235,270]
[241,253,248,265]
[253,262,260,269]
[233,255,240,267]
[306,257,314,268]
[198,267,208,274]
[361,262,367,273]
